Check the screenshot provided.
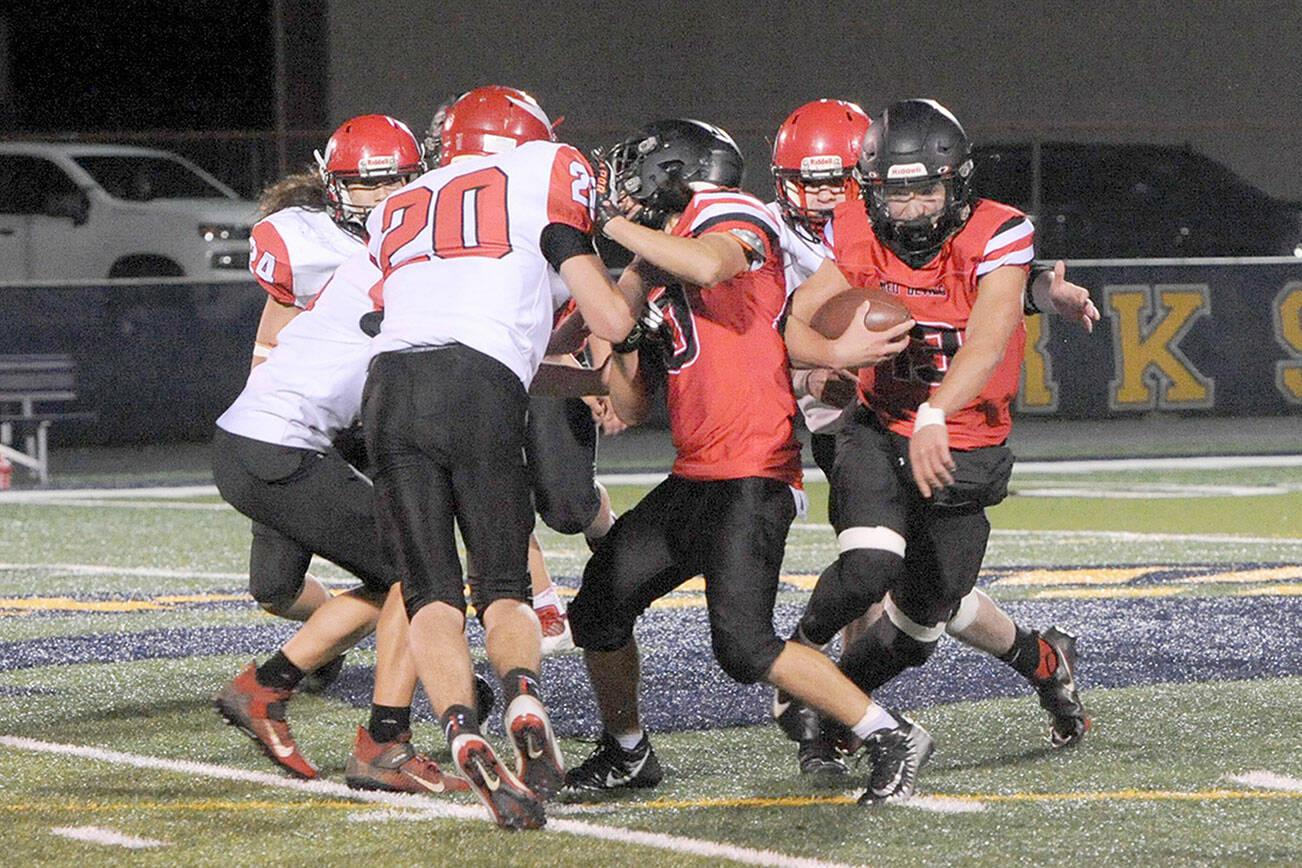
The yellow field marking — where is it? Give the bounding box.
[0,597,173,612]
[1182,566,1302,584]
[152,593,251,604]
[1237,583,1302,596]
[1,798,366,813]
[1031,586,1186,599]
[569,787,1302,812]
[993,567,1154,587]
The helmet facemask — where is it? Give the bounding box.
[316,155,423,239]
[773,158,861,240]
[862,159,973,267]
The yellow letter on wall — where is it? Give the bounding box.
[1274,281,1302,404]
[1106,284,1212,410]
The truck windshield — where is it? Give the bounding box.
[72,155,233,201]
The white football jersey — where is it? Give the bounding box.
[248,207,364,308]
[365,140,594,388]
[217,249,381,452]
[765,200,845,435]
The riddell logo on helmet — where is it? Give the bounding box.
[801,155,844,173]
[886,163,929,180]
[358,155,399,175]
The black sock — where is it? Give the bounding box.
[256,651,304,691]
[999,626,1044,680]
[501,667,541,704]
[441,704,480,744]
[368,704,411,743]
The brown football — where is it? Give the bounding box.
[808,285,911,338]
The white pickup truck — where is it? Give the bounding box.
[0,142,258,280]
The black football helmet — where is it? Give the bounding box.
[607,119,744,229]
[857,98,974,266]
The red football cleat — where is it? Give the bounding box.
[214,662,318,779]
[345,726,469,794]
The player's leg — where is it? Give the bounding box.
[212,434,398,777]
[945,588,1090,746]
[365,346,543,829]
[527,534,575,653]
[564,477,697,792]
[778,414,910,769]
[698,475,932,803]
[449,351,569,803]
[345,584,469,793]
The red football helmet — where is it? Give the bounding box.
[435,86,555,166]
[771,99,871,237]
[315,114,425,235]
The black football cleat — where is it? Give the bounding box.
[1033,627,1091,747]
[858,712,935,805]
[563,730,662,793]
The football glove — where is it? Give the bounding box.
[588,148,621,235]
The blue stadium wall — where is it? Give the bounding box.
[1,260,1299,446]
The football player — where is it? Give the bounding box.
[212,243,474,793]
[770,100,1097,772]
[362,86,643,830]
[783,100,1092,774]
[419,95,624,656]
[562,118,933,804]
[240,115,424,629]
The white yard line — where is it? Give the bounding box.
[1,736,863,868]
[0,563,249,581]
[1228,771,1302,792]
[49,825,169,849]
[0,454,1298,505]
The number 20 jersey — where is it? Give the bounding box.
[823,198,1034,449]
[364,141,594,388]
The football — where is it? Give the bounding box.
[808,285,911,338]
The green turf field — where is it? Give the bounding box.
[2,459,1300,866]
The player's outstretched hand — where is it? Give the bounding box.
[1045,260,1100,333]
[909,423,955,499]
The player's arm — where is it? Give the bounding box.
[784,259,912,369]
[250,296,300,368]
[909,264,1027,497]
[602,336,651,426]
[601,214,750,286]
[1028,260,1100,333]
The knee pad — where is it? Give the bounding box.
[248,534,312,613]
[711,628,783,685]
[945,589,986,635]
[800,542,904,646]
[883,593,944,665]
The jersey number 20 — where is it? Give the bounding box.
[377,167,512,270]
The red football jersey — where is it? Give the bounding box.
[823,198,1033,448]
[652,189,802,485]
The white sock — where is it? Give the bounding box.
[533,586,560,610]
[850,702,897,740]
[614,729,644,751]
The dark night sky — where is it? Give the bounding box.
[5,2,274,132]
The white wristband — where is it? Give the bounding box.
[914,401,946,431]
[252,342,273,359]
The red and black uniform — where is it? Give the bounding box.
[799,198,1034,644]
[569,189,806,685]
